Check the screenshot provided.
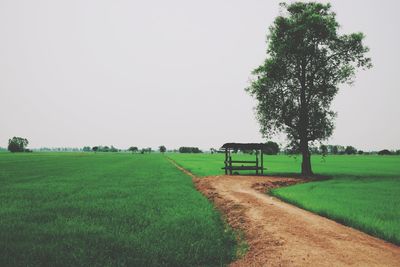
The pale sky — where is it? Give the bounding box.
[1,0,399,151]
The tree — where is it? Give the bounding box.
[241,149,254,155]
[83,146,91,152]
[110,146,118,152]
[178,147,202,153]
[319,144,328,156]
[8,137,29,152]
[92,146,99,153]
[378,149,392,156]
[344,146,357,155]
[246,2,371,176]
[159,145,166,153]
[140,147,152,154]
[263,141,280,155]
[128,146,138,153]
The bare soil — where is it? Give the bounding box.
[194,175,400,267]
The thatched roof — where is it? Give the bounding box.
[220,143,266,150]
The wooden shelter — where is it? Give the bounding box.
[221,143,266,175]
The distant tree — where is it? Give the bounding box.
[396,150,400,155]
[344,146,357,155]
[178,147,202,153]
[357,150,364,155]
[92,146,99,153]
[309,146,320,155]
[246,2,372,176]
[159,145,166,153]
[140,147,152,154]
[283,142,300,155]
[319,145,328,156]
[338,146,346,155]
[128,146,138,153]
[378,149,393,156]
[110,146,118,152]
[8,137,29,152]
[263,141,280,155]
[332,146,339,155]
[241,149,255,155]
[82,146,91,152]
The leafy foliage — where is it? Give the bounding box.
[128,146,138,153]
[263,141,280,155]
[345,146,357,155]
[159,145,166,153]
[82,146,91,152]
[178,147,202,153]
[90,146,119,152]
[7,137,29,152]
[378,149,393,155]
[246,2,372,175]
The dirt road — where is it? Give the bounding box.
[194,175,400,267]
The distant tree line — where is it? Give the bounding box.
[377,149,400,156]
[88,146,157,154]
[39,147,82,152]
[91,146,119,152]
[4,136,400,156]
[286,144,400,156]
[178,147,202,153]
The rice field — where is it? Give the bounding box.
[0,152,237,267]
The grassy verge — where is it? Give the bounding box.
[271,178,400,244]
[0,152,236,266]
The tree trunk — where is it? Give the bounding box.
[300,138,313,176]
[298,58,313,176]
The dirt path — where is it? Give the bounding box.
[194,175,400,267]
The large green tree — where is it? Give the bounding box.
[246,2,371,176]
[8,137,29,152]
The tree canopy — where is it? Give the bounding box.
[178,147,202,153]
[8,137,29,152]
[159,145,166,153]
[246,2,371,175]
[263,141,280,155]
[128,146,138,153]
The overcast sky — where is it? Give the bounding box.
[1,0,399,150]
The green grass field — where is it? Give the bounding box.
[0,153,236,267]
[169,153,400,245]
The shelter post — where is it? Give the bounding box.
[229,153,232,175]
[224,148,228,175]
[261,150,264,175]
[255,151,259,175]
